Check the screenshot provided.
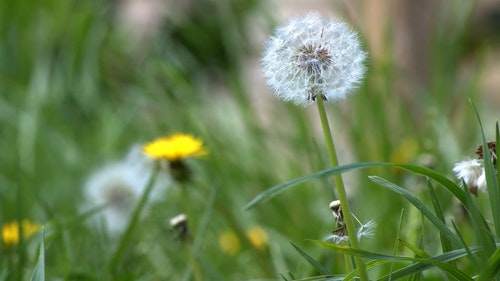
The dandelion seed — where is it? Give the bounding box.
[323,220,376,244]
[453,159,486,196]
[2,220,41,249]
[356,220,376,239]
[82,145,170,235]
[325,201,375,244]
[261,12,367,106]
[322,232,349,244]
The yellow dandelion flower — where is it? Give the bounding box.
[2,220,41,249]
[143,134,208,162]
[247,226,268,250]
[218,231,241,255]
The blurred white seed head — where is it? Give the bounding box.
[82,145,170,235]
[261,12,367,106]
[453,159,486,196]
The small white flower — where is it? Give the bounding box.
[82,145,170,235]
[261,12,367,106]
[453,159,486,195]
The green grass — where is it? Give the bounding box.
[1,0,499,280]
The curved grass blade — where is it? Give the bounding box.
[309,240,473,281]
[245,162,386,210]
[343,260,391,281]
[30,227,45,281]
[427,180,454,258]
[398,239,430,258]
[477,246,500,281]
[245,162,465,211]
[470,100,500,236]
[291,242,331,276]
[462,180,496,262]
[394,164,466,204]
[288,274,348,281]
[451,220,481,270]
[369,176,463,248]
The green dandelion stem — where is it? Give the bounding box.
[108,162,160,273]
[316,97,369,281]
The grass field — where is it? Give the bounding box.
[2,0,500,280]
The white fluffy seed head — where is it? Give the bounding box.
[453,159,487,195]
[261,12,367,106]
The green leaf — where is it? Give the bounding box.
[30,227,45,281]
[470,100,500,236]
[245,162,466,211]
[398,239,430,258]
[478,246,500,281]
[343,260,388,281]
[427,180,454,257]
[463,182,496,263]
[291,242,331,276]
[369,176,463,248]
[245,162,386,210]
[451,220,481,270]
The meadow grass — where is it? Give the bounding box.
[1,0,499,280]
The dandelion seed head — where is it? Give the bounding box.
[262,12,367,106]
[453,159,486,195]
[82,146,170,235]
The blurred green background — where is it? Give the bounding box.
[1,0,499,280]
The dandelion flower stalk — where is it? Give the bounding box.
[262,12,368,279]
[317,97,368,279]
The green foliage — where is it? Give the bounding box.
[29,229,45,281]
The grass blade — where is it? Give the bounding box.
[245,162,466,211]
[291,242,331,276]
[369,176,463,248]
[477,246,500,281]
[451,220,481,270]
[462,181,496,263]
[470,100,500,236]
[427,180,454,257]
[30,227,45,281]
[309,240,473,281]
[398,239,430,258]
[245,162,386,210]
